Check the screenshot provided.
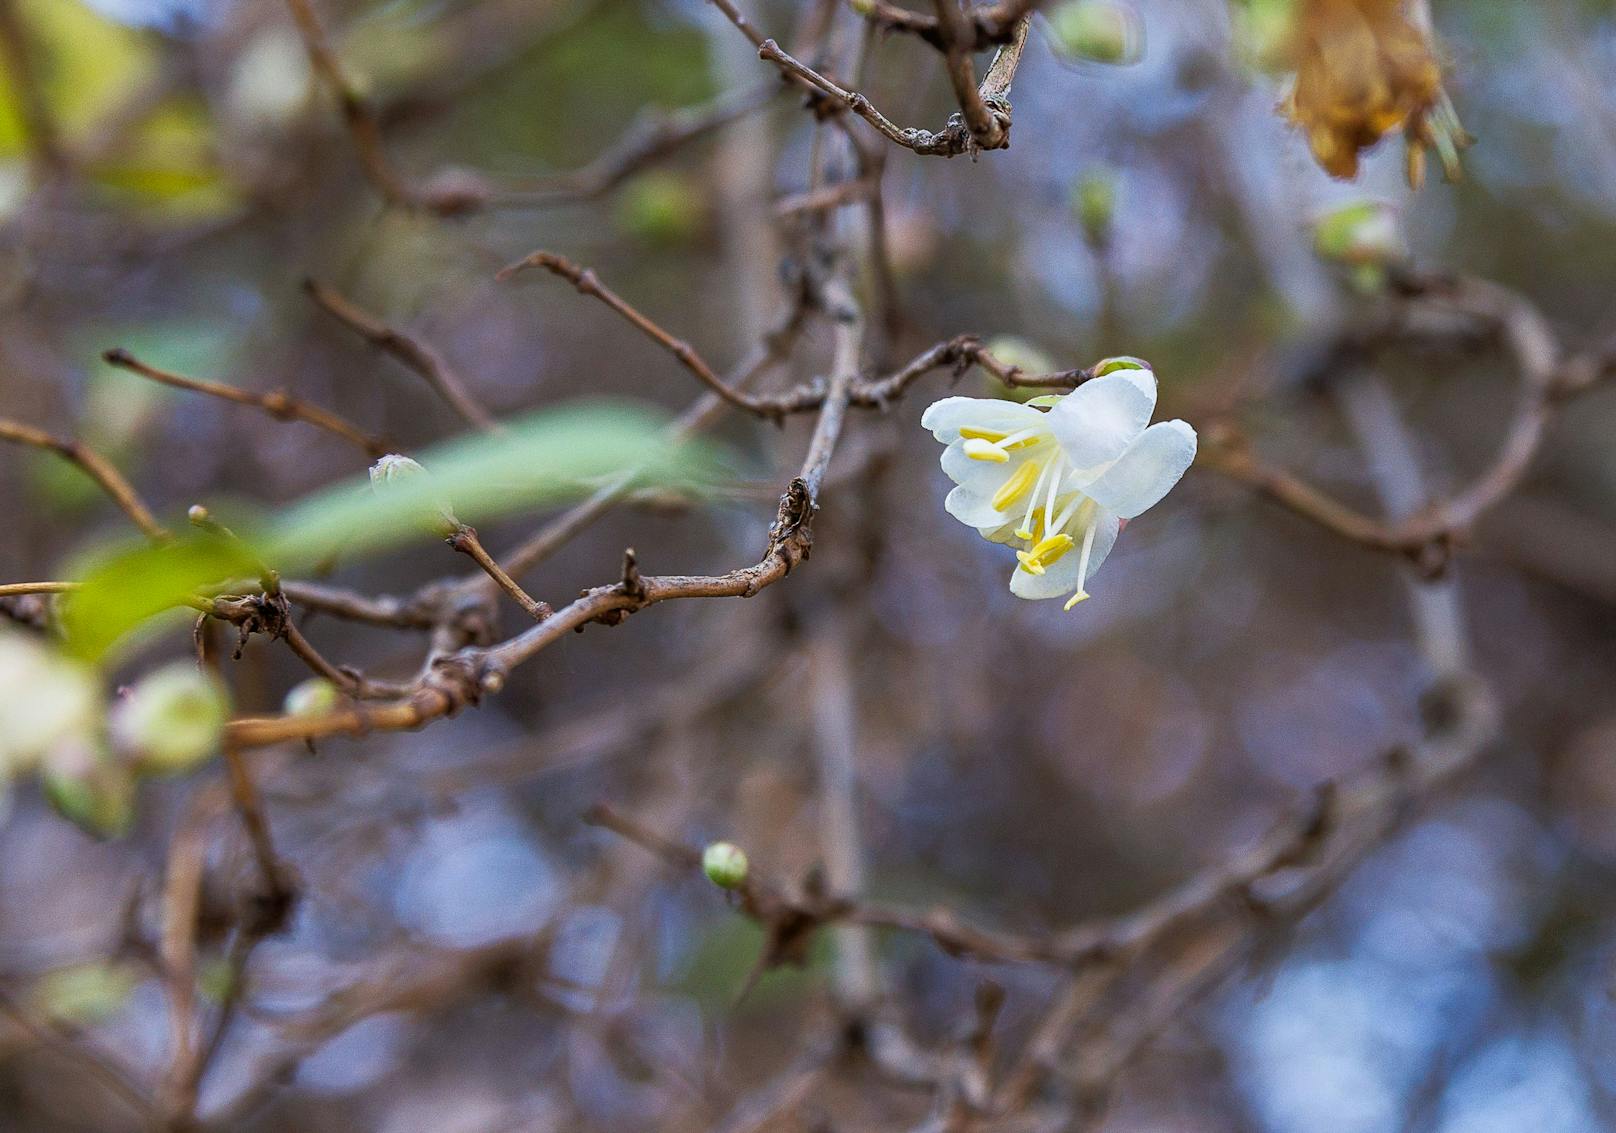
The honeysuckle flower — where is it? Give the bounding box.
[0,631,101,775]
[110,663,230,774]
[921,361,1196,610]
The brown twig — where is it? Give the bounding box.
[0,417,166,540]
[0,580,79,598]
[497,250,784,416]
[492,82,781,206]
[102,348,390,458]
[1201,274,1616,573]
[283,0,421,211]
[303,280,501,434]
[447,525,552,622]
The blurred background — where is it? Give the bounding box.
[2,0,1616,1129]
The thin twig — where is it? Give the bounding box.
[103,348,390,458]
[496,250,781,416]
[0,418,166,539]
[0,580,79,598]
[283,0,419,210]
[304,280,501,434]
[448,525,552,622]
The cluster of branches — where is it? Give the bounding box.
[0,1,1612,1131]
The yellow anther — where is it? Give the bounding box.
[991,461,1042,511]
[1064,590,1091,611]
[963,438,1010,463]
[1015,550,1046,576]
[958,426,1007,443]
[1028,533,1075,566]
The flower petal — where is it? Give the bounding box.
[1079,420,1197,519]
[1008,512,1120,600]
[939,438,1048,492]
[945,485,1015,528]
[920,397,1046,443]
[1044,370,1157,474]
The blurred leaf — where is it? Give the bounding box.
[33,962,138,1024]
[61,402,721,662]
[264,402,715,566]
[61,532,259,663]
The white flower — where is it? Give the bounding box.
[0,632,101,774]
[920,361,1196,610]
[110,663,230,774]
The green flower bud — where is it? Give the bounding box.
[41,739,135,839]
[1050,0,1143,65]
[702,841,749,890]
[616,171,705,248]
[1312,199,1406,269]
[849,0,876,14]
[34,962,138,1024]
[0,632,100,775]
[283,677,340,718]
[1092,355,1152,376]
[110,663,230,774]
[369,453,459,532]
[1072,167,1118,248]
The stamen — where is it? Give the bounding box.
[991,461,1041,512]
[1064,517,1099,612]
[963,438,1009,463]
[958,426,1007,443]
[1028,533,1075,565]
[1015,550,1046,576]
[996,428,1043,451]
[1016,457,1055,538]
[1042,452,1065,534]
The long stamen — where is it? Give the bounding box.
[1042,452,1065,534]
[991,460,1042,513]
[1064,518,1099,611]
[1016,457,1054,539]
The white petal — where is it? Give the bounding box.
[1080,420,1197,519]
[1008,512,1120,600]
[921,396,1046,442]
[939,439,1044,493]
[945,485,1014,528]
[1044,371,1157,473]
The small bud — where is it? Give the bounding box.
[1071,166,1118,248]
[110,663,230,774]
[41,739,135,839]
[369,453,459,532]
[616,171,706,247]
[702,841,749,890]
[1312,199,1406,268]
[187,505,210,525]
[0,632,100,775]
[369,453,428,488]
[1049,0,1143,65]
[33,962,138,1025]
[1092,355,1152,376]
[849,0,875,14]
[282,677,340,718]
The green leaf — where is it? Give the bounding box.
[60,532,260,663]
[60,401,720,663]
[264,401,714,566]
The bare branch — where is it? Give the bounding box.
[0,417,167,540]
[103,348,390,459]
[304,280,500,434]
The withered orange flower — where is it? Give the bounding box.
[1283,0,1469,186]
